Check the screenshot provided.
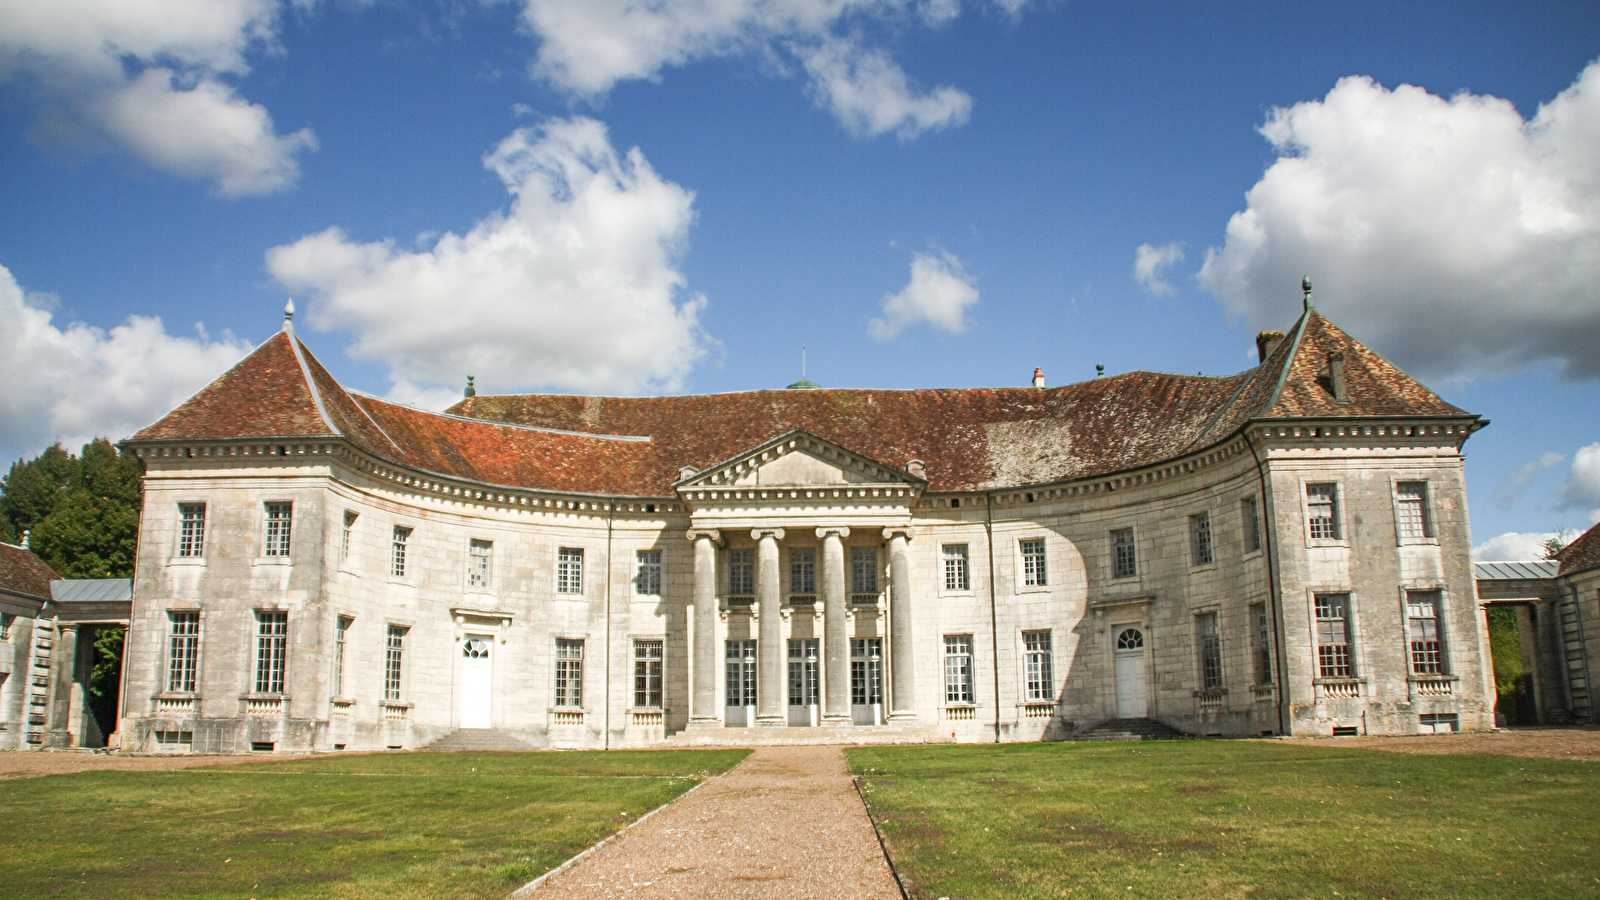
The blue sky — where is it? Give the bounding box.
[2,0,1597,557]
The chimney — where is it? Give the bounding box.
[1327,352,1349,403]
[463,375,476,398]
[906,459,926,479]
[1256,330,1285,364]
[1032,367,1045,389]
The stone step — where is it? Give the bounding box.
[1069,717,1188,742]
[662,722,945,747]
[420,728,537,752]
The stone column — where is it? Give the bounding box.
[885,528,916,719]
[687,530,722,728]
[44,621,78,749]
[819,527,851,725]
[755,529,786,726]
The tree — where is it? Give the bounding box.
[0,439,143,577]
[0,444,78,544]
[1543,535,1568,560]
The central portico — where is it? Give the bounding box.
[677,430,924,730]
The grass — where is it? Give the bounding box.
[847,741,1600,900]
[0,748,747,899]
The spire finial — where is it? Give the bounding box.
[283,297,295,332]
[464,375,476,399]
[1301,276,1313,312]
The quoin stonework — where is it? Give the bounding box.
[112,291,1498,753]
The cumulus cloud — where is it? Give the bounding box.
[1473,529,1585,563]
[869,250,979,340]
[267,117,708,397]
[1494,450,1566,509]
[1561,442,1600,523]
[1199,60,1600,381]
[1133,242,1185,296]
[0,263,253,462]
[0,0,315,195]
[511,0,975,140]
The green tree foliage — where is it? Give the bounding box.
[0,439,143,578]
[90,626,125,699]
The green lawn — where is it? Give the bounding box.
[0,749,747,899]
[847,741,1600,900]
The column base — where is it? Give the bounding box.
[755,714,787,728]
[887,710,919,722]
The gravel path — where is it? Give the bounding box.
[1282,727,1600,761]
[530,745,901,900]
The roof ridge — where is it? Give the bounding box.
[354,390,653,442]
[286,332,341,437]
[1261,309,1312,415]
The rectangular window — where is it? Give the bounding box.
[635,550,662,595]
[557,547,584,594]
[634,640,663,707]
[789,548,815,594]
[178,503,206,557]
[1242,496,1261,554]
[332,615,352,697]
[167,612,200,693]
[851,547,878,595]
[391,526,412,578]
[1024,630,1054,702]
[725,640,757,706]
[1190,513,1214,566]
[1397,482,1433,539]
[1307,484,1340,540]
[255,611,288,694]
[850,638,883,706]
[0,613,11,641]
[1197,612,1223,690]
[944,634,974,703]
[943,544,970,592]
[728,548,755,595]
[340,511,357,562]
[1250,602,1272,685]
[1021,539,1048,587]
[1314,594,1353,678]
[1407,590,1445,675]
[554,638,584,707]
[468,538,492,589]
[264,502,293,557]
[1112,528,1137,579]
[384,625,406,702]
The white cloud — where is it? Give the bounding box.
[511,0,975,140]
[870,250,979,340]
[1133,242,1185,296]
[1473,529,1585,563]
[1561,442,1600,524]
[267,117,708,396]
[1494,450,1566,509]
[0,0,315,195]
[1199,60,1600,381]
[0,263,253,462]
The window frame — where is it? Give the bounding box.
[166,610,201,693]
[263,501,294,559]
[1023,630,1054,702]
[1303,483,1346,545]
[1249,601,1272,686]
[727,548,755,596]
[1241,495,1262,556]
[942,544,971,593]
[554,638,584,707]
[633,639,664,708]
[943,634,975,704]
[332,615,353,698]
[1393,479,1437,544]
[556,547,584,595]
[1406,589,1446,676]
[1195,611,1223,691]
[1313,593,1355,679]
[789,547,816,595]
[467,538,493,590]
[1020,538,1048,589]
[850,546,879,595]
[390,525,413,579]
[176,502,207,559]
[1189,512,1214,567]
[635,549,663,596]
[1110,527,1138,580]
[384,624,407,702]
[254,610,289,695]
[340,511,357,565]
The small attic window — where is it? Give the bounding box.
[951,498,961,508]
[1025,492,1035,503]
[1327,352,1350,403]
[645,504,656,514]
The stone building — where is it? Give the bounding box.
[117,293,1496,752]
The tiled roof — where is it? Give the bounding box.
[0,542,59,603]
[127,311,1481,496]
[1557,522,1600,578]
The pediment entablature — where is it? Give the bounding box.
[674,429,926,491]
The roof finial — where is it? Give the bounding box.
[1302,275,1313,312]
[1095,363,1104,378]
[464,375,476,399]
[283,297,295,332]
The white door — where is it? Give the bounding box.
[461,636,493,729]
[1114,627,1148,719]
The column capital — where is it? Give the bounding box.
[882,527,913,542]
[686,528,722,546]
[751,528,786,541]
[814,526,851,540]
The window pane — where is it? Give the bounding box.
[944,634,973,703]
[1197,612,1222,690]
[265,503,293,556]
[469,539,492,588]
[1024,630,1053,701]
[1241,497,1261,553]
[255,611,288,693]
[789,548,815,594]
[168,612,199,693]
[558,548,584,594]
[391,526,411,578]
[384,626,406,701]
[851,547,878,594]
[178,504,206,557]
[943,545,970,592]
[1314,594,1353,678]
[1190,513,1213,566]
[1397,482,1431,539]
[728,549,754,595]
[1112,529,1137,578]
[1407,590,1444,674]
[555,638,584,706]
[340,511,357,562]
[634,640,663,707]
[1022,539,1047,586]
[1307,485,1340,540]
[636,550,662,595]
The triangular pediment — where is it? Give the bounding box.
[675,429,925,489]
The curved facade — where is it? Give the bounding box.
[120,307,1493,752]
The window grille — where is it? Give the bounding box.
[943,545,970,592]
[255,611,288,694]
[468,539,492,588]
[634,640,663,707]
[1250,602,1272,684]
[1314,594,1353,678]
[725,640,757,706]
[0,613,11,641]
[333,616,352,696]
[264,502,293,556]
[1197,612,1223,690]
[1241,496,1261,553]
[1307,485,1340,540]
[1407,591,1444,674]
[1190,513,1213,566]
[340,511,357,562]
[1024,630,1054,702]
[178,503,206,557]
[1021,539,1047,586]
[384,625,406,702]
[728,549,755,595]
[944,634,973,703]
[851,547,878,594]
[168,612,199,692]
[1112,528,1137,578]
[557,548,584,594]
[789,548,815,594]
[788,639,820,707]
[851,638,883,706]
[635,550,662,595]
[1396,482,1432,539]
[391,526,411,578]
[554,639,584,706]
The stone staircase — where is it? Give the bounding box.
[1068,717,1187,742]
[421,728,539,752]
[662,722,944,748]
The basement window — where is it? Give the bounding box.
[251,741,275,752]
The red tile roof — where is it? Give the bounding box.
[0,542,59,603]
[1557,522,1600,578]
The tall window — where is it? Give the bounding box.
[1250,602,1272,685]
[554,639,584,706]
[391,526,412,577]
[726,641,757,707]
[1396,482,1433,539]
[789,548,815,594]
[1314,594,1353,678]
[1307,484,1340,540]
[384,625,407,701]
[264,502,293,557]
[557,548,584,594]
[468,539,493,588]
[1241,496,1261,553]
[340,511,357,562]
[178,503,206,557]
[851,638,883,706]
[1024,630,1054,702]
[944,634,974,703]
[1196,612,1223,690]
[634,640,663,707]
[332,616,352,696]
[167,612,200,692]
[851,547,878,595]
[1190,513,1213,566]
[1407,590,1445,675]
[943,544,970,592]
[1112,528,1137,578]
[635,550,662,595]
[255,611,288,693]
[728,549,755,595]
[1021,539,1047,587]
